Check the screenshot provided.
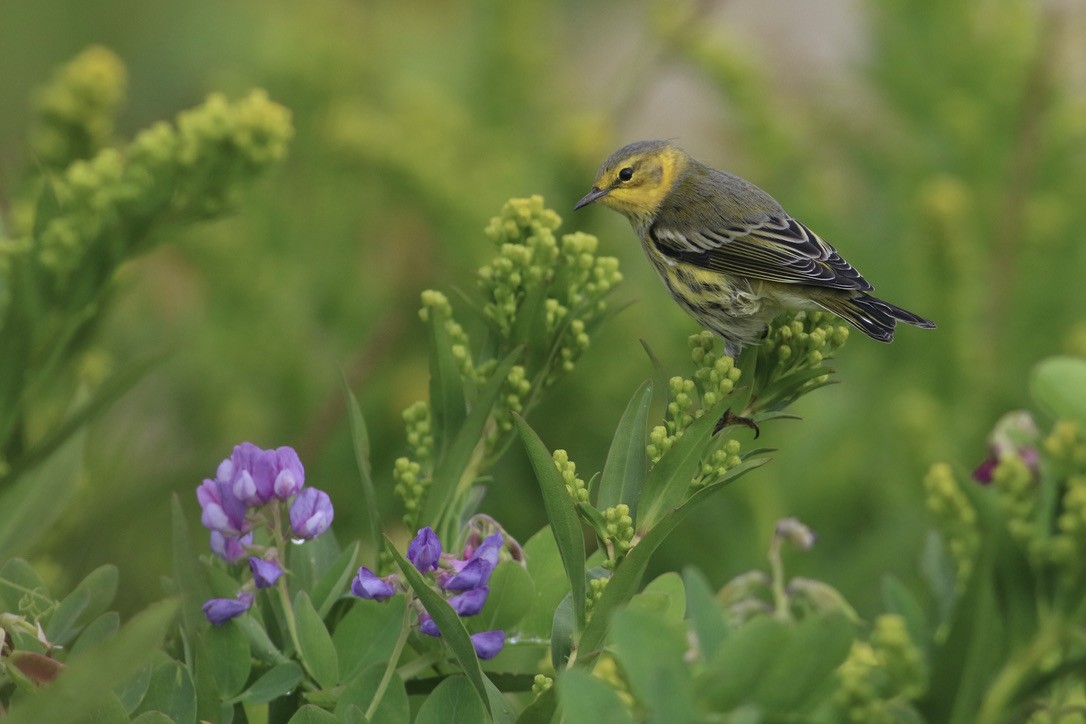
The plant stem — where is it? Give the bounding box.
[366,602,414,720]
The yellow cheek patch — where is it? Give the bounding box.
[641,148,685,212]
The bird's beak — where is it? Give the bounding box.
[574,187,609,210]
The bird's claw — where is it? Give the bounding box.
[714,408,760,438]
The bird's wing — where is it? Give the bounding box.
[648,215,873,291]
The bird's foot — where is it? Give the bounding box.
[714,408,760,438]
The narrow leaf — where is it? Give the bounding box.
[421,348,522,526]
[514,414,586,631]
[637,399,728,530]
[386,536,491,716]
[428,304,468,462]
[236,662,303,705]
[343,377,382,566]
[597,379,652,516]
[293,590,340,689]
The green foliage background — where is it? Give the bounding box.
[1,0,1084,622]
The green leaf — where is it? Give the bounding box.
[335,661,409,723]
[294,590,340,689]
[698,615,791,711]
[428,302,468,462]
[115,664,153,714]
[881,575,929,658]
[289,527,343,596]
[682,567,729,660]
[550,593,575,671]
[309,540,359,618]
[78,692,131,724]
[557,669,634,724]
[0,428,84,560]
[421,348,522,527]
[628,572,686,623]
[515,687,557,724]
[46,564,118,645]
[288,705,341,724]
[611,608,695,723]
[236,662,303,705]
[637,398,728,530]
[132,659,197,724]
[416,676,487,724]
[343,377,382,566]
[518,527,572,639]
[597,379,652,517]
[197,620,252,698]
[70,612,121,656]
[484,673,519,724]
[514,414,586,631]
[334,596,407,682]
[471,561,535,634]
[751,613,855,713]
[130,710,175,724]
[1031,356,1086,426]
[3,599,177,724]
[0,558,48,611]
[386,536,491,716]
[577,464,767,665]
[170,493,211,637]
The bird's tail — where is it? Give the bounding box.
[817,293,936,343]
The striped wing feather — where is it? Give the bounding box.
[649,216,873,292]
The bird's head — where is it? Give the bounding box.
[574,140,689,223]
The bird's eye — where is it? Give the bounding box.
[618,167,634,182]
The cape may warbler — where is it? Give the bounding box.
[575,140,935,355]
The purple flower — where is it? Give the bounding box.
[470,532,504,568]
[418,612,440,637]
[202,592,253,626]
[249,557,283,588]
[197,476,250,536]
[268,446,305,500]
[407,527,442,572]
[449,586,489,617]
[351,567,397,601]
[470,630,505,659]
[209,531,252,563]
[972,454,999,484]
[289,487,334,539]
[223,442,270,506]
[442,557,493,591]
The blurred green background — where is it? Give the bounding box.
[2,0,1085,618]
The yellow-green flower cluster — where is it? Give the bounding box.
[30,89,292,286]
[923,463,980,587]
[30,46,127,169]
[419,290,478,381]
[1045,420,1086,474]
[690,331,743,406]
[552,449,588,503]
[761,311,849,373]
[531,675,553,697]
[493,365,532,434]
[990,453,1037,548]
[833,614,926,724]
[480,196,621,380]
[480,196,562,334]
[601,504,634,569]
[392,400,433,526]
[393,457,425,525]
[586,576,608,616]
[693,438,742,489]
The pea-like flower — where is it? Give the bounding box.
[197,476,250,536]
[408,526,442,572]
[209,531,252,563]
[352,567,397,601]
[202,592,253,626]
[470,631,506,660]
[289,487,334,539]
[448,586,489,616]
[249,557,283,588]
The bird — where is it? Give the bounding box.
[574,140,935,357]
